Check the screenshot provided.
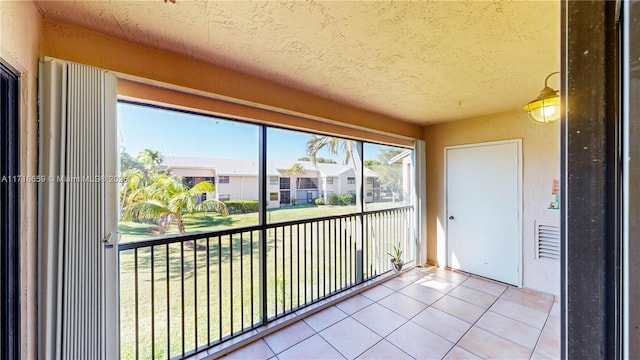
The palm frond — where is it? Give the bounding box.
[121,199,170,221]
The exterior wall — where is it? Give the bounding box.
[423,109,560,297]
[0,1,42,358]
[267,179,280,208]
[217,176,259,201]
[364,177,376,202]
[337,168,357,194]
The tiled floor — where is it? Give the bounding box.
[222,267,560,360]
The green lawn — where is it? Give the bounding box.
[118,203,408,359]
[118,204,360,242]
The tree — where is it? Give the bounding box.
[286,162,306,205]
[119,149,163,213]
[298,156,336,164]
[137,148,163,175]
[371,149,405,202]
[306,136,357,166]
[306,136,362,207]
[119,149,145,213]
[121,173,227,235]
[364,159,380,169]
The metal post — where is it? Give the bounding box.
[258,126,268,324]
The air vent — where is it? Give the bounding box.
[537,224,560,260]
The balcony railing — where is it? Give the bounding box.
[118,205,414,359]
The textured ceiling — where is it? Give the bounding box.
[34,0,560,125]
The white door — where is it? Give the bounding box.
[446,140,521,286]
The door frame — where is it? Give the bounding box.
[1,60,21,360]
[444,139,523,287]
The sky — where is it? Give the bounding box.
[117,102,406,163]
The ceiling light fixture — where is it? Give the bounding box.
[522,72,560,124]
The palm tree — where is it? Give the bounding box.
[137,148,163,175]
[286,162,306,205]
[121,174,227,235]
[306,135,365,280]
[306,136,357,166]
[306,135,362,207]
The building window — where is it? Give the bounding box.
[280,177,290,190]
[348,190,356,195]
[347,177,356,184]
[219,176,230,184]
[270,192,278,201]
[367,177,373,184]
[326,177,333,184]
[298,178,318,189]
[269,176,278,185]
[219,194,230,201]
[366,191,373,197]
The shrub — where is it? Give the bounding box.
[328,193,356,206]
[223,200,259,214]
[314,197,324,205]
[328,194,341,205]
[341,193,356,205]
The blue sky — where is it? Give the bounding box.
[117,102,405,162]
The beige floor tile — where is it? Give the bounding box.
[398,269,428,282]
[412,307,472,343]
[460,277,508,297]
[356,339,413,360]
[490,299,548,329]
[277,334,345,360]
[336,294,374,315]
[475,311,541,350]
[550,301,560,317]
[543,315,560,335]
[500,288,554,313]
[415,276,458,294]
[448,285,498,309]
[225,339,275,360]
[443,346,482,360]
[432,295,487,324]
[352,302,407,337]
[387,321,454,359]
[398,282,446,305]
[319,317,382,359]
[303,306,348,332]
[535,329,560,360]
[458,327,531,359]
[377,292,428,319]
[361,284,394,302]
[431,268,471,284]
[382,277,413,291]
[263,321,316,354]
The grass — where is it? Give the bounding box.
[118,202,409,359]
[118,202,402,242]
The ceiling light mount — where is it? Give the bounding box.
[523,71,560,124]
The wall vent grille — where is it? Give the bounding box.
[537,224,560,260]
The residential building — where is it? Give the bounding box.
[160,157,382,207]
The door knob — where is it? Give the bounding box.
[449,216,454,220]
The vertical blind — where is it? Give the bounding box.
[38,58,118,360]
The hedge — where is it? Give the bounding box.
[223,200,259,214]
[327,193,356,206]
